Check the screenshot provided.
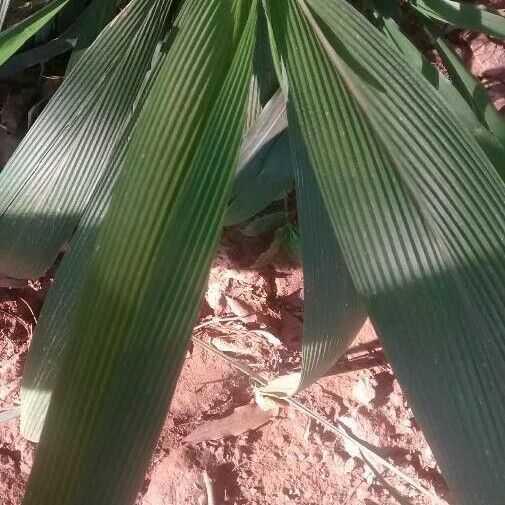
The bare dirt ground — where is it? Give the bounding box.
[0,232,450,505]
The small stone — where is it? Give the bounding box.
[355,485,369,501]
[353,377,375,405]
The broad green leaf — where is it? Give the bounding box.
[22,1,257,504]
[0,0,69,66]
[20,47,166,443]
[0,0,172,278]
[410,0,505,39]
[20,164,121,443]
[290,112,366,391]
[262,113,366,397]
[267,0,505,504]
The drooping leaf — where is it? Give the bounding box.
[290,113,366,391]
[0,0,172,278]
[20,46,165,442]
[410,0,505,39]
[260,113,368,397]
[22,2,257,504]
[0,0,69,66]
[266,1,505,504]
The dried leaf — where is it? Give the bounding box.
[184,404,272,444]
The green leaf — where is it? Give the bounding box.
[289,113,366,391]
[244,6,278,127]
[259,124,367,396]
[425,24,505,152]
[267,0,505,504]
[225,89,294,225]
[22,1,257,504]
[20,47,165,442]
[242,211,287,236]
[0,0,172,279]
[226,131,293,225]
[372,3,505,177]
[0,0,69,66]
[0,21,78,78]
[237,88,287,168]
[0,0,118,79]
[410,0,505,39]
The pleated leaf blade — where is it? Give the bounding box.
[0,0,172,278]
[22,1,257,503]
[267,0,505,503]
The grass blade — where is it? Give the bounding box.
[0,0,69,66]
[410,0,505,38]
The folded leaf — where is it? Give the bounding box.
[20,45,166,444]
[23,1,257,504]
